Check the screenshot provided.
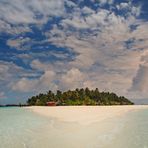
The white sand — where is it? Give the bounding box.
[28,105,148,124]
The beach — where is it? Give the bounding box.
[1,106,148,148]
[28,105,148,125]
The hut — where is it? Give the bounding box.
[46,101,56,106]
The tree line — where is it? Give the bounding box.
[27,88,134,106]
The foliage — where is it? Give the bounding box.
[27,88,134,106]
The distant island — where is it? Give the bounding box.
[27,88,134,106]
[0,104,29,107]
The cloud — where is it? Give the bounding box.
[31,59,51,71]
[0,0,65,25]
[60,68,86,90]
[45,2,148,99]
[91,0,114,6]
[61,8,110,29]
[117,3,129,10]
[0,61,29,81]
[116,2,141,17]
[0,20,32,34]
[0,0,66,35]
[130,51,148,93]
[0,0,148,103]
[7,37,31,50]
[131,65,148,92]
[12,70,57,92]
[0,60,40,96]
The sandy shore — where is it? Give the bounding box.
[28,105,148,124]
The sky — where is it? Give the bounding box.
[0,0,148,104]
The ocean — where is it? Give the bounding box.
[0,107,148,148]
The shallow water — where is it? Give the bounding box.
[0,107,148,148]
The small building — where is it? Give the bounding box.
[46,101,56,106]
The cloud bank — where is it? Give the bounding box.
[0,0,148,103]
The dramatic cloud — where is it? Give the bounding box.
[0,0,148,103]
[45,1,148,99]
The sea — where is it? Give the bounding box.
[0,107,148,148]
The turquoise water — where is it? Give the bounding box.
[0,107,148,148]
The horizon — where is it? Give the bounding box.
[0,0,148,104]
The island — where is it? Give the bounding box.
[27,88,134,106]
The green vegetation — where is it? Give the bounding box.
[27,88,134,106]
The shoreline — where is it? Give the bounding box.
[27,105,148,124]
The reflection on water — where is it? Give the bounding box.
[0,107,148,148]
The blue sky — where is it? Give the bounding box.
[0,0,148,104]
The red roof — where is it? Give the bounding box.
[46,101,56,106]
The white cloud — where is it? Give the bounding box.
[117,2,130,10]
[0,60,40,95]
[31,59,50,71]
[131,5,141,17]
[129,51,148,93]
[61,8,110,29]
[82,6,95,15]
[0,61,32,81]
[60,68,86,90]
[0,0,65,25]
[91,0,114,6]
[7,37,31,50]
[0,0,148,102]
[131,65,148,92]
[30,58,69,74]
[12,70,56,92]
[0,0,66,34]
[65,0,77,8]
[116,2,141,17]
[45,3,148,100]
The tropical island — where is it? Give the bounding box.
[27,88,134,106]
